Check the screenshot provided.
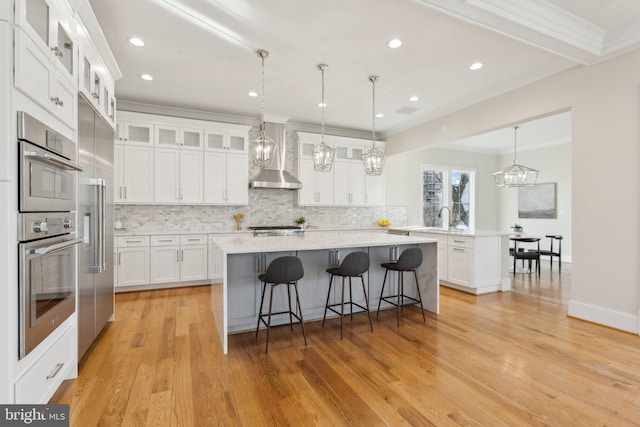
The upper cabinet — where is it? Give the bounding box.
[155,124,204,150]
[203,127,249,205]
[78,26,115,126]
[14,0,78,128]
[297,132,385,207]
[116,119,154,146]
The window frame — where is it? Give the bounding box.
[421,164,476,232]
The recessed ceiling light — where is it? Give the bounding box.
[248,91,258,97]
[318,102,327,108]
[376,113,384,118]
[387,39,402,48]
[470,62,483,71]
[129,37,145,47]
[409,96,419,102]
[140,74,153,81]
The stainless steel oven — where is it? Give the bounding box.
[18,112,82,212]
[17,111,83,359]
[18,213,81,358]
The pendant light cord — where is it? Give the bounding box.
[321,65,325,142]
[371,77,377,148]
[513,126,519,164]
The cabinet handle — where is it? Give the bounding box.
[51,46,62,57]
[335,250,340,266]
[187,238,200,242]
[255,255,260,272]
[118,252,122,265]
[328,249,333,266]
[453,248,466,252]
[262,254,267,273]
[126,240,142,243]
[158,239,173,242]
[453,240,465,244]
[46,363,64,379]
[119,187,123,199]
[175,189,180,200]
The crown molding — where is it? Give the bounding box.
[75,1,122,80]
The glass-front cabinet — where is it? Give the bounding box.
[78,25,115,126]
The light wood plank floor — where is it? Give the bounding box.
[52,261,640,426]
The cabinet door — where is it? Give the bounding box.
[228,132,247,152]
[114,144,124,202]
[181,128,204,150]
[225,152,248,205]
[181,245,208,281]
[155,124,179,148]
[203,151,226,204]
[117,247,150,287]
[50,70,76,126]
[154,148,180,203]
[123,145,154,202]
[124,122,154,146]
[149,246,180,284]
[180,150,204,203]
[333,162,351,205]
[365,173,384,206]
[297,158,318,205]
[349,165,365,205]
[315,167,334,205]
[448,246,473,286]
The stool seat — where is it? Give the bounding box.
[322,251,373,338]
[255,256,307,354]
[377,248,425,326]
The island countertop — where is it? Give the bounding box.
[210,232,437,254]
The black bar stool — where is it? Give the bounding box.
[322,251,373,339]
[377,247,425,326]
[255,256,307,354]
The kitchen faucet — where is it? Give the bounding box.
[438,206,457,229]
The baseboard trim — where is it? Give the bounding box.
[568,300,639,334]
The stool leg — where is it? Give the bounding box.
[293,282,307,346]
[287,284,293,332]
[340,276,345,339]
[360,274,373,332]
[265,284,275,354]
[377,269,389,316]
[349,276,354,321]
[323,275,334,326]
[414,270,426,323]
[256,281,267,338]
[397,272,401,327]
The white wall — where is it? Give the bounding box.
[386,147,499,229]
[385,49,640,334]
[497,143,572,262]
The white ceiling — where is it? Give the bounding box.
[89,0,640,146]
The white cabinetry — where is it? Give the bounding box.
[154,147,203,204]
[115,236,150,288]
[203,128,249,205]
[116,118,154,146]
[78,27,115,125]
[150,235,208,284]
[409,231,508,294]
[296,132,385,207]
[114,143,154,203]
[297,141,334,205]
[14,0,80,128]
[155,124,203,150]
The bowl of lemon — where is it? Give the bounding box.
[378,219,390,227]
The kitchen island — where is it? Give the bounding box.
[210,232,438,353]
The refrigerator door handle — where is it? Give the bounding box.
[89,178,106,273]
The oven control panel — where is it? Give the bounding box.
[18,212,75,242]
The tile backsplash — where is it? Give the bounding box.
[115,189,406,232]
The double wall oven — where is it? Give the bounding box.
[18,112,82,359]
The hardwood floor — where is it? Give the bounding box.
[52,262,640,426]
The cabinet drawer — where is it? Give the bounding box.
[117,236,150,247]
[151,235,179,246]
[181,234,207,245]
[448,235,474,248]
[15,326,75,403]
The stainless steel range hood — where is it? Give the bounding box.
[250,122,303,189]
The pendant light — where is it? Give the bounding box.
[493,126,538,187]
[363,75,385,175]
[312,64,336,172]
[249,49,276,167]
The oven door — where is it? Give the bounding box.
[19,235,82,358]
[20,140,82,212]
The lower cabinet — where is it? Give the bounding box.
[116,234,208,291]
[150,235,208,284]
[115,236,150,288]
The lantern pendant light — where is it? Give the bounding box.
[312,64,336,172]
[493,126,538,187]
[363,75,385,175]
[249,49,276,168]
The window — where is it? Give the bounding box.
[422,165,475,231]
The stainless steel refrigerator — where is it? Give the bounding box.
[78,96,115,359]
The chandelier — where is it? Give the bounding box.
[493,126,538,187]
[362,75,385,175]
[249,49,275,167]
[312,64,336,171]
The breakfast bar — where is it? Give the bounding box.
[210,232,439,353]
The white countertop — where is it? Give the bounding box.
[211,232,437,254]
[114,226,385,237]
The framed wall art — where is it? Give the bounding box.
[518,182,556,219]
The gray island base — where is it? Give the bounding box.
[210,232,439,354]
